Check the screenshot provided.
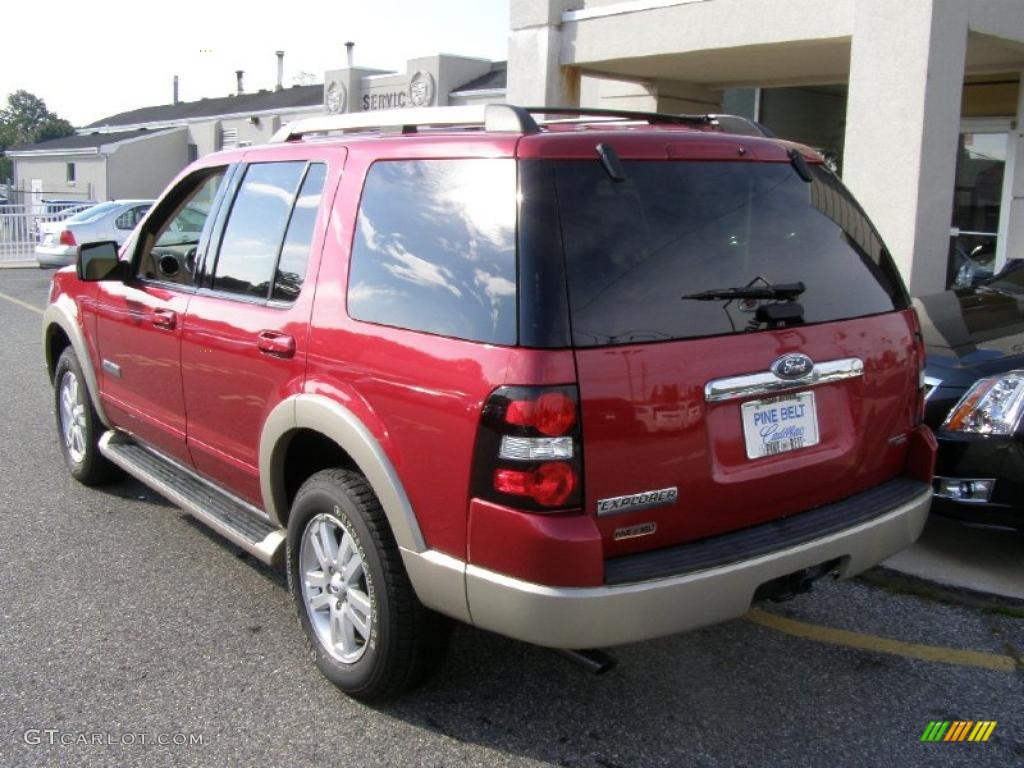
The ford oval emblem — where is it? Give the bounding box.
[771,353,814,380]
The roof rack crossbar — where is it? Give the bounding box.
[271,104,539,142]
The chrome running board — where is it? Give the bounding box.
[99,430,285,566]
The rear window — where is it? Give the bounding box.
[66,202,119,223]
[540,160,907,347]
[347,159,517,345]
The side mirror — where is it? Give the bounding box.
[77,241,126,282]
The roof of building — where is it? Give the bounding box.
[8,127,181,154]
[451,62,507,94]
[83,84,325,129]
[13,63,509,154]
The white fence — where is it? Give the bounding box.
[0,204,92,263]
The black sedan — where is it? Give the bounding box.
[916,260,1024,532]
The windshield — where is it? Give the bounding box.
[534,159,908,347]
[65,201,120,224]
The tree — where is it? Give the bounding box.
[0,90,75,180]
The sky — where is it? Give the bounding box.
[0,0,510,127]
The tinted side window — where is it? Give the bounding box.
[347,159,517,344]
[273,163,326,302]
[213,161,305,298]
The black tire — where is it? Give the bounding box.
[53,347,120,486]
[286,468,451,701]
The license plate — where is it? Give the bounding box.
[741,391,819,459]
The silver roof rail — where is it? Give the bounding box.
[271,104,539,142]
[270,104,773,143]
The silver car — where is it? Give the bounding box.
[35,200,152,268]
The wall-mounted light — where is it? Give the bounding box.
[249,116,261,126]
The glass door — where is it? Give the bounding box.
[949,123,1008,288]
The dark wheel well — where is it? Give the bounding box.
[281,429,357,519]
[46,325,72,382]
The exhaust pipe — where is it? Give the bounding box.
[557,648,617,675]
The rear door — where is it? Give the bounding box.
[180,148,337,506]
[542,154,920,557]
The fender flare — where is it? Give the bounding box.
[42,303,111,427]
[259,394,427,553]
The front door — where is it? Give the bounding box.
[93,168,229,463]
[180,149,337,506]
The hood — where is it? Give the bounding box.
[915,288,1024,388]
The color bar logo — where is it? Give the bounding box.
[921,721,997,742]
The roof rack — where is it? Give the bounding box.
[270,104,539,142]
[270,104,768,143]
[529,108,770,137]
[521,106,710,126]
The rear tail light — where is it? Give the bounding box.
[494,462,577,507]
[505,392,576,436]
[472,385,583,511]
[59,230,76,246]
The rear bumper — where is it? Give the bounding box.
[405,485,931,648]
[35,245,75,267]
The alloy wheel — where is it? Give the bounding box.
[299,510,374,664]
[59,370,87,464]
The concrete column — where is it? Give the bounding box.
[842,0,968,296]
[580,75,657,110]
[507,0,581,107]
[995,74,1024,267]
[653,79,721,114]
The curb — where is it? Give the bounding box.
[859,566,1024,615]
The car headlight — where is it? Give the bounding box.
[942,370,1024,435]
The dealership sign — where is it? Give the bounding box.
[361,71,436,111]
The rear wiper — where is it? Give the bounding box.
[682,281,806,302]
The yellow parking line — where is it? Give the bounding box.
[745,608,1017,673]
[0,290,44,316]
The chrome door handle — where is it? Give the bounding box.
[257,331,295,358]
[152,308,177,330]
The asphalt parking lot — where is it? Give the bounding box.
[0,268,1021,768]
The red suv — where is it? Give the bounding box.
[43,105,936,700]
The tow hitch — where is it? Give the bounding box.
[753,559,840,603]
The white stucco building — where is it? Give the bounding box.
[509,0,1024,294]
